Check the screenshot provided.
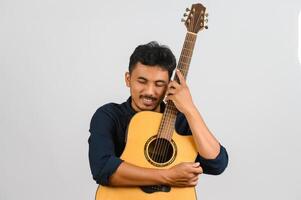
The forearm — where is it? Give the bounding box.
[184,104,221,159]
[166,70,221,159]
[109,162,167,186]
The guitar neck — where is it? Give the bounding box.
[176,32,197,81]
[158,32,198,140]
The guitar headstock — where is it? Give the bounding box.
[182,3,208,33]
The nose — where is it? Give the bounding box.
[144,83,156,96]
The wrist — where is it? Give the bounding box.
[158,168,171,185]
[182,103,198,116]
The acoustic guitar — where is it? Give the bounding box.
[95,3,208,200]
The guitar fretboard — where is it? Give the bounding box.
[158,32,197,140]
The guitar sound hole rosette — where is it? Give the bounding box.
[144,135,177,167]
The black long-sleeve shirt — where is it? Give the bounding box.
[88,97,228,185]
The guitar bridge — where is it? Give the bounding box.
[140,185,171,193]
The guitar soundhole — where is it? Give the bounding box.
[146,138,176,166]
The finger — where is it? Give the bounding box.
[191,166,203,174]
[187,173,196,179]
[164,95,174,102]
[190,176,199,182]
[174,182,189,187]
[166,90,176,96]
[183,161,198,165]
[196,167,203,174]
[182,162,198,169]
[193,170,203,175]
[169,80,180,89]
[189,180,198,186]
[176,70,186,86]
[176,177,198,186]
[167,85,177,92]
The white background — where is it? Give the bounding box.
[1,0,301,199]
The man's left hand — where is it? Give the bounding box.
[165,70,196,115]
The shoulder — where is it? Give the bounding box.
[92,101,128,122]
[89,101,129,132]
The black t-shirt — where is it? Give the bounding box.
[88,97,228,185]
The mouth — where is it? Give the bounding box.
[141,96,157,107]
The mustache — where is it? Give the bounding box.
[139,95,157,101]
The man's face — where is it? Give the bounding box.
[125,62,169,112]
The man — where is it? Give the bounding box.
[88,41,228,187]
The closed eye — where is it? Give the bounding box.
[156,82,166,87]
[155,81,167,87]
[137,79,147,84]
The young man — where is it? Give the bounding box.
[88,41,228,187]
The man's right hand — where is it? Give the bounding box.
[108,161,203,187]
[164,162,203,187]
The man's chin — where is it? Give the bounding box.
[141,106,156,111]
[139,103,159,112]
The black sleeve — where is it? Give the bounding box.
[175,112,229,175]
[195,144,228,175]
[88,108,123,185]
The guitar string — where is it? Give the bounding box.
[150,110,167,190]
[161,33,195,163]
[153,95,175,169]
[158,102,176,163]
[158,33,196,165]
[152,31,197,192]
[157,33,192,164]
[152,31,190,165]
[161,102,176,163]
[158,33,194,165]
[153,103,167,162]
[153,107,166,163]
[164,33,196,164]
[152,34,191,191]
[142,10,200,191]
[152,100,176,190]
[149,33,196,191]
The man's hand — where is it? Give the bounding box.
[164,162,203,187]
[165,70,196,115]
[108,161,203,187]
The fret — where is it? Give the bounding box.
[180,54,192,58]
[182,47,193,52]
[178,60,189,67]
[178,56,191,62]
[182,44,194,51]
[179,58,192,65]
[184,39,196,44]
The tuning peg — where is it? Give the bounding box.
[205,19,208,23]
[181,18,186,22]
[205,25,208,29]
[205,13,209,17]
[185,8,190,12]
[183,13,188,17]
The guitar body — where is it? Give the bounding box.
[95,111,198,200]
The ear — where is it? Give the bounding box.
[125,72,131,87]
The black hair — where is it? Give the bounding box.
[128,41,176,79]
